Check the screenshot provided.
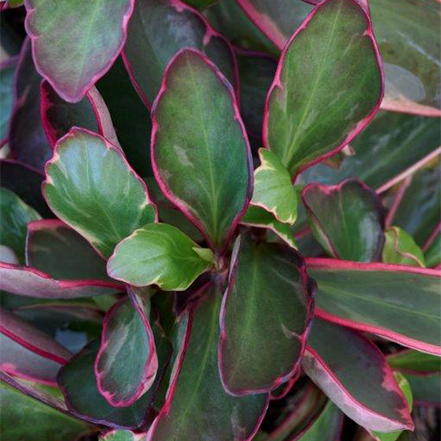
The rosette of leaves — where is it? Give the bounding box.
[0,1,440,440]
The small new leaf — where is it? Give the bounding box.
[382,227,425,268]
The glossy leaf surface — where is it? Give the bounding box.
[26,220,111,281]
[59,323,171,429]
[264,0,383,176]
[0,187,41,264]
[219,236,314,394]
[241,206,298,249]
[108,223,213,291]
[382,227,425,268]
[0,381,90,441]
[251,148,297,224]
[8,38,51,171]
[301,111,441,191]
[123,0,237,107]
[147,286,269,441]
[43,128,156,258]
[308,259,441,355]
[152,50,252,250]
[95,292,157,407]
[99,430,144,441]
[304,318,413,432]
[25,0,135,102]
[302,179,384,261]
[388,350,441,375]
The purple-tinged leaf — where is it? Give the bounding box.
[95,289,158,407]
[0,57,17,145]
[0,262,122,299]
[0,373,92,441]
[122,0,238,108]
[43,128,157,258]
[263,0,383,177]
[41,80,119,149]
[1,187,41,264]
[26,220,111,282]
[308,258,441,355]
[146,285,269,441]
[0,160,52,217]
[382,227,425,268]
[151,49,252,251]
[303,318,414,432]
[219,235,315,395]
[8,38,51,171]
[25,0,135,103]
[58,320,172,429]
[302,179,385,262]
[0,307,71,384]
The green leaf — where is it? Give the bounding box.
[43,128,156,258]
[370,0,441,116]
[59,321,172,429]
[151,49,252,250]
[425,231,441,268]
[123,0,238,106]
[0,381,90,441]
[251,148,298,224]
[404,372,440,406]
[308,259,441,355]
[99,430,144,441]
[264,0,383,176]
[301,111,441,191]
[26,220,111,281]
[388,350,441,375]
[182,0,218,10]
[95,290,157,407]
[241,206,298,250]
[382,227,425,267]
[97,57,153,177]
[292,400,343,441]
[147,285,269,441]
[301,179,385,262]
[108,223,213,291]
[25,0,135,102]
[304,318,413,432]
[0,187,41,264]
[219,235,314,394]
[393,166,440,246]
[371,373,413,441]
[0,57,16,143]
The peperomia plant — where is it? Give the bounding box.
[0,0,440,440]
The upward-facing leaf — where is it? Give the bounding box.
[123,0,238,107]
[264,0,383,177]
[25,0,135,102]
[219,235,315,395]
[301,179,385,261]
[43,128,156,258]
[152,49,252,251]
[303,318,413,432]
[146,285,269,441]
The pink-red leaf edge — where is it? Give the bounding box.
[150,48,253,254]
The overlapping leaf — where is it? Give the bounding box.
[219,235,314,394]
[43,128,156,258]
[382,227,425,267]
[151,49,252,250]
[0,57,16,145]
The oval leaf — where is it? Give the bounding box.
[25,0,135,102]
[219,235,315,395]
[303,318,413,432]
[146,285,269,441]
[151,49,252,251]
[43,128,156,258]
[251,148,298,225]
[108,223,213,291]
[123,0,238,107]
[301,179,385,262]
[263,0,383,176]
[308,258,441,355]
[95,290,158,407]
